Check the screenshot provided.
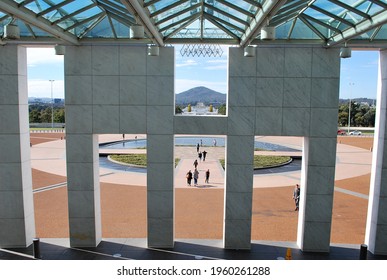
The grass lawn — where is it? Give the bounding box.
[110,154,180,167]
[30,127,64,131]
[219,155,291,169]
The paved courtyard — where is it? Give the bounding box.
[30,133,373,244]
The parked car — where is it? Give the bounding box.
[349,130,362,135]
[337,130,347,135]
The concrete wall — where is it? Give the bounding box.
[64,45,340,251]
[226,46,340,251]
[65,45,174,247]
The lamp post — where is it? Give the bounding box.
[348,82,354,133]
[49,80,54,129]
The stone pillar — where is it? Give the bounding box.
[252,46,339,252]
[0,45,35,247]
[65,46,101,247]
[365,50,387,255]
[300,137,337,252]
[146,47,175,248]
[224,48,256,249]
[299,48,339,252]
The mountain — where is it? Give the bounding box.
[175,86,226,105]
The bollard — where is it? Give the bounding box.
[285,248,292,260]
[359,244,367,260]
[33,238,41,259]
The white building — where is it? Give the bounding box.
[181,102,219,115]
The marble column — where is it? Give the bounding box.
[0,45,35,247]
[252,46,339,252]
[65,46,101,247]
[146,47,175,248]
[365,50,387,255]
[299,48,339,252]
[224,48,255,249]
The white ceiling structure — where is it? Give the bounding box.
[0,0,386,49]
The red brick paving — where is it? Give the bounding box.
[31,133,371,244]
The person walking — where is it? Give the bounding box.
[205,169,210,183]
[193,168,199,186]
[198,151,202,161]
[202,150,207,161]
[186,170,193,186]
[193,159,198,169]
[293,184,300,211]
[196,143,200,152]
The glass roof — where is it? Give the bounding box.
[0,0,387,48]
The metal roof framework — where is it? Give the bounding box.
[0,0,387,48]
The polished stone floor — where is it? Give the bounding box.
[1,238,386,260]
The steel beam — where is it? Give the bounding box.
[121,0,164,46]
[0,0,79,45]
[327,9,387,47]
[240,0,288,47]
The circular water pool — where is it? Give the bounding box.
[99,137,301,173]
[99,136,299,152]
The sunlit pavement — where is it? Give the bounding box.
[30,134,372,189]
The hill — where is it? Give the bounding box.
[339,98,376,106]
[176,86,226,105]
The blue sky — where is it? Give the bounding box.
[27,47,379,100]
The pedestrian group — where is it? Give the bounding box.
[186,141,211,187]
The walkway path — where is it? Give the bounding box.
[30,134,373,189]
[29,133,374,243]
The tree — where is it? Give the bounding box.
[218,104,226,115]
[29,108,41,123]
[175,105,183,114]
[54,108,65,123]
[337,101,375,127]
[40,107,53,123]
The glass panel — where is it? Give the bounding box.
[215,1,252,22]
[356,2,383,14]
[57,7,102,30]
[151,1,191,23]
[203,19,238,38]
[84,17,114,38]
[303,7,352,32]
[110,18,130,38]
[18,20,34,37]
[373,25,387,40]
[59,1,97,18]
[24,0,51,13]
[29,24,54,37]
[289,18,322,40]
[157,11,193,31]
[275,21,292,39]
[167,18,198,38]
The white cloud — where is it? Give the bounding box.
[27,47,63,67]
[176,59,198,67]
[202,58,228,70]
[28,79,64,98]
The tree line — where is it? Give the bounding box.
[338,101,376,127]
[30,102,375,128]
[29,104,65,123]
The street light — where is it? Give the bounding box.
[348,82,354,133]
[49,80,54,129]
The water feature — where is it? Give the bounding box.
[99,136,300,152]
[99,136,301,173]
